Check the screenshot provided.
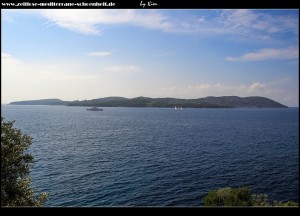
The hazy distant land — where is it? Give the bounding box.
[9,96,288,108]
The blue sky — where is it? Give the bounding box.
[2,9,299,106]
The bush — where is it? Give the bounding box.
[251,193,270,206]
[273,200,299,207]
[203,187,251,206]
[203,187,298,207]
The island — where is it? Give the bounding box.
[9,99,68,106]
[9,96,288,108]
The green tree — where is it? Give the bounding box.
[203,187,251,206]
[251,193,270,206]
[1,117,48,206]
[273,200,299,207]
[203,186,299,207]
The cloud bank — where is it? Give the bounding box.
[226,46,299,61]
[7,9,297,41]
[86,51,112,57]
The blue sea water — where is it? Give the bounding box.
[1,105,299,206]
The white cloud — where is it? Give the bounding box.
[226,46,299,61]
[1,52,22,72]
[39,9,172,35]
[157,80,298,107]
[248,82,266,93]
[6,9,297,41]
[105,65,142,73]
[217,9,298,38]
[225,57,237,61]
[160,82,266,98]
[86,51,111,57]
[1,52,12,58]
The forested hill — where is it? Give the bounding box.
[9,96,287,108]
[67,96,287,108]
[9,99,67,105]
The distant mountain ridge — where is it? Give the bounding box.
[9,98,67,105]
[9,96,288,108]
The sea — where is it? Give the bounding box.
[1,105,299,206]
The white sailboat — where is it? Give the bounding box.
[174,106,183,111]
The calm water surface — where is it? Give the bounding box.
[1,105,299,206]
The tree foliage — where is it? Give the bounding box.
[203,187,251,206]
[1,117,47,207]
[251,193,270,206]
[203,187,298,207]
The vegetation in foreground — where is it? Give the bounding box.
[203,187,298,207]
[1,117,48,207]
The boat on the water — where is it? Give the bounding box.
[87,107,103,111]
[174,106,183,111]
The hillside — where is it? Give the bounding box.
[66,96,287,108]
[9,96,287,108]
[9,99,67,105]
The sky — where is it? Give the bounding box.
[1,9,299,106]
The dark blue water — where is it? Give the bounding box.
[1,105,299,206]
